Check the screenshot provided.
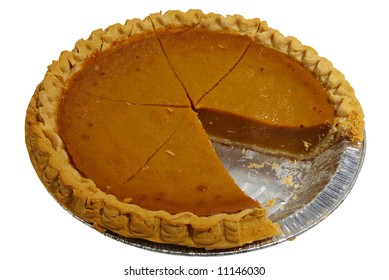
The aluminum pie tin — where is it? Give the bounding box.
[70,136,365,256]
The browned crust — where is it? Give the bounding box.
[25,9,363,249]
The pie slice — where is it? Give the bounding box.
[25,10,364,250]
[196,42,336,158]
[153,28,251,105]
[58,89,188,187]
[70,23,190,106]
[107,110,259,216]
[106,111,277,248]
[150,11,262,105]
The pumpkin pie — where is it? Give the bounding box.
[25,10,364,250]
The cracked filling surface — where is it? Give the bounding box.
[58,27,335,216]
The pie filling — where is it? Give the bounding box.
[58,27,336,216]
[104,110,259,216]
[153,28,252,105]
[197,108,332,158]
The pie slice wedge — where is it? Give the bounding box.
[107,110,260,216]
[106,110,278,248]
[69,19,190,107]
[150,10,263,105]
[196,42,336,158]
[58,89,188,187]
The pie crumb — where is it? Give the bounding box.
[282,175,294,187]
[264,198,276,207]
[166,107,174,114]
[123,197,133,203]
[165,150,176,156]
[303,141,311,151]
[248,162,265,169]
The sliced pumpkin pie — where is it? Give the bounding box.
[25,10,364,250]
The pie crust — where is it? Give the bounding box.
[25,10,364,249]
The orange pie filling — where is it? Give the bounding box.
[196,42,335,158]
[197,109,333,158]
[106,110,259,216]
[58,27,336,217]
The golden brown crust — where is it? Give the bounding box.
[25,9,363,249]
[149,9,267,35]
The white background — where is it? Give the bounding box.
[1,0,388,279]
